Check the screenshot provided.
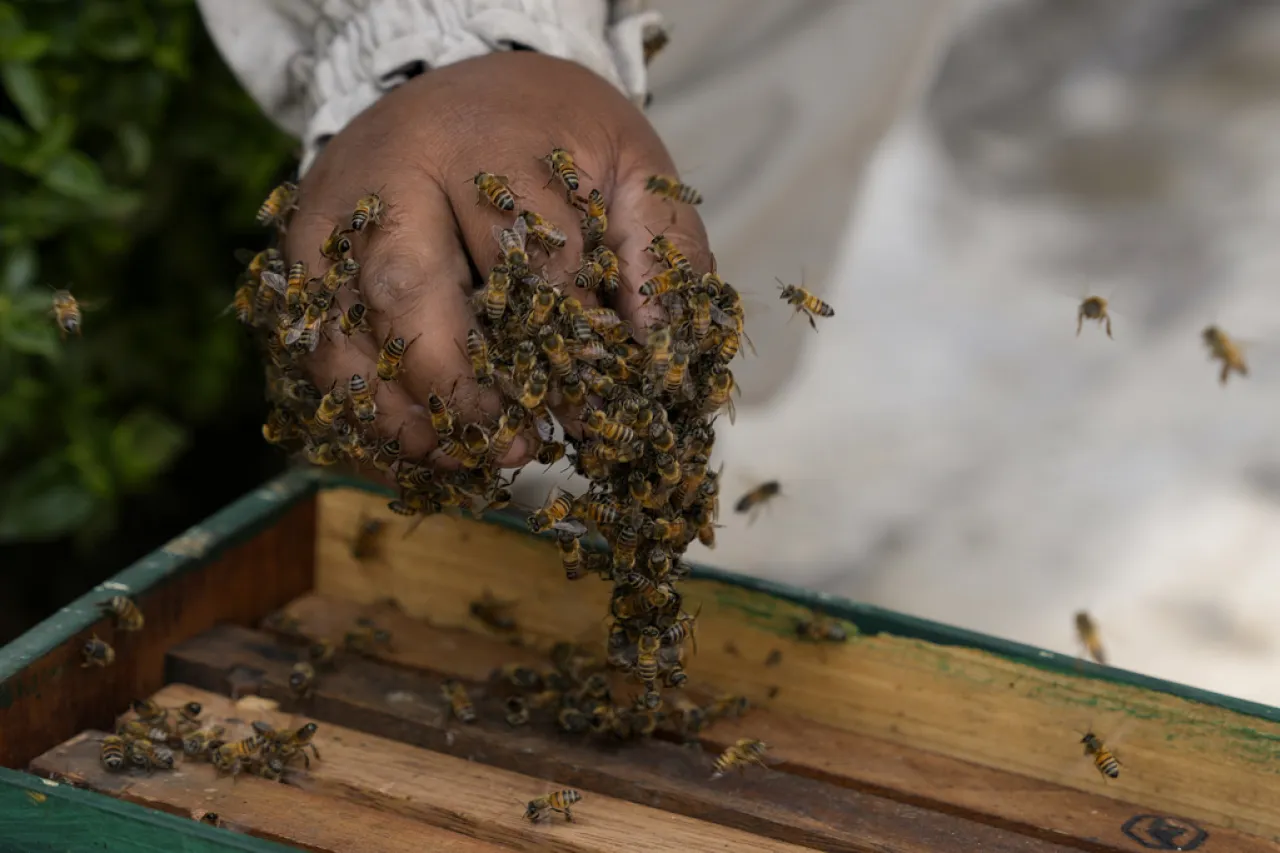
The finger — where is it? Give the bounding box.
[607,162,712,340]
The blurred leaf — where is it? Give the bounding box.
[0,311,60,358]
[109,407,187,491]
[116,122,149,177]
[1,61,51,131]
[18,112,74,175]
[78,4,151,62]
[2,242,36,292]
[41,150,108,201]
[0,32,50,63]
[0,455,98,542]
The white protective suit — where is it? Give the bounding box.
[198,0,1280,705]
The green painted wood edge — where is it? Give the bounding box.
[0,468,320,695]
[314,472,1280,725]
[0,766,299,852]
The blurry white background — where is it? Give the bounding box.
[652,0,1280,706]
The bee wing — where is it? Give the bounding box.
[260,271,288,295]
[511,215,530,242]
[283,326,303,347]
[532,411,556,442]
[552,518,589,537]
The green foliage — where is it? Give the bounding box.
[0,0,295,544]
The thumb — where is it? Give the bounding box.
[605,164,713,338]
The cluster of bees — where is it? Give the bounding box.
[236,148,840,730]
[100,696,321,783]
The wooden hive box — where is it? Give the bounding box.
[1,469,1278,852]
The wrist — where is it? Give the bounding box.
[298,0,666,175]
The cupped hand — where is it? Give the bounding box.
[285,51,711,469]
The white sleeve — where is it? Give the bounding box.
[195,0,666,175]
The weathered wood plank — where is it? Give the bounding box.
[314,486,1280,839]
[263,593,1280,853]
[169,625,1077,853]
[0,498,315,770]
[31,731,510,853]
[116,685,827,853]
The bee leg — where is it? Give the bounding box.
[308,743,321,761]
[806,313,818,332]
[1076,312,1084,336]
[563,807,574,822]
[1220,361,1230,386]
[1105,316,1112,339]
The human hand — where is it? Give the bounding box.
[285,51,711,468]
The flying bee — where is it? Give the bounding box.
[525,284,557,335]
[337,302,372,337]
[99,596,144,631]
[100,735,127,771]
[320,224,354,261]
[289,661,316,698]
[321,257,360,294]
[644,174,703,209]
[528,488,575,534]
[477,265,511,324]
[519,210,568,252]
[493,218,530,273]
[50,289,84,339]
[541,147,584,195]
[639,268,685,302]
[257,181,298,229]
[1077,295,1112,339]
[376,332,418,382]
[648,234,693,280]
[735,480,780,524]
[470,590,518,634]
[230,283,255,325]
[504,696,531,727]
[574,189,608,249]
[350,192,387,232]
[442,679,477,723]
[1080,730,1120,779]
[1202,325,1248,386]
[472,171,516,211]
[1074,611,1106,665]
[463,329,496,388]
[182,726,225,759]
[348,374,378,422]
[710,738,769,780]
[777,275,834,330]
[796,614,848,643]
[81,634,114,668]
[524,789,583,823]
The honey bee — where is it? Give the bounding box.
[645,175,703,207]
[81,634,114,668]
[777,276,834,330]
[308,639,338,670]
[257,181,298,229]
[534,438,567,467]
[557,706,592,734]
[290,661,317,698]
[639,268,685,301]
[710,738,769,780]
[541,148,583,195]
[442,679,477,723]
[1202,325,1248,386]
[641,24,669,64]
[524,789,583,823]
[519,210,568,252]
[100,596,144,631]
[574,189,608,249]
[1081,730,1120,779]
[230,283,255,325]
[128,738,176,773]
[117,720,169,745]
[303,440,339,466]
[348,374,378,423]
[634,626,660,691]
[477,265,512,324]
[584,408,635,444]
[198,812,221,826]
[173,701,203,732]
[50,289,83,339]
[528,488,575,534]
[470,590,519,633]
[460,328,495,388]
[626,573,674,610]
[472,171,516,211]
[312,384,347,432]
[321,257,360,294]
[702,365,736,422]
[591,246,621,293]
[320,224,354,261]
[648,234,693,280]
[1074,611,1106,665]
[796,614,848,643]
[504,696,531,727]
[573,256,604,291]
[516,368,550,411]
[524,283,557,333]
[262,722,321,769]
[1077,296,1112,339]
[376,332,417,382]
[492,663,543,691]
[734,480,780,524]
[344,617,392,653]
[182,726,226,759]
[350,192,387,232]
[337,302,372,337]
[494,218,530,273]
[662,342,693,397]
[659,609,698,653]
[100,735,127,771]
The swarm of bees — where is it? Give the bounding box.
[104,696,322,784]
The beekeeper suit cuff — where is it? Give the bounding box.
[299,1,665,175]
